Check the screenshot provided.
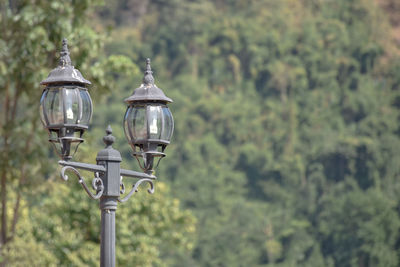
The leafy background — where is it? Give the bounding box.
[0,0,400,266]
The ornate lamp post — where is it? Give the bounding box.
[39,39,174,267]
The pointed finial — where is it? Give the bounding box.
[103,125,115,148]
[146,58,151,72]
[143,58,155,86]
[106,125,113,135]
[59,38,72,67]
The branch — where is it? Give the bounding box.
[9,119,37,241]
[0,82,10,245]
[8,192,20,243]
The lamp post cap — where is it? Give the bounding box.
[96,126,122,162]
[103,125,115,147]
[106,125,113,135]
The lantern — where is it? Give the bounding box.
[39,39,92,160]
[124,59,174,173]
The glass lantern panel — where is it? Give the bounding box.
[148,105,162,140]
[161,106,174,141]
[124,107,131,143]
[64,88,80,124]
[79,89,92,126]
[44,88,63,125]
[130,106,147,140]
[39,90,48,126]
[124,107,132,143]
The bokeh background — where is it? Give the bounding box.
[1,0,400,266]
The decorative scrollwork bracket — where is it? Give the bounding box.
[60,166,104,200]
[118,178,154,203]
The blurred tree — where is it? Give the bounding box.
[2,0,400,265]
[0,0,111,263]
[318,181,400,267]
[0,0,195,266]
[95,0,400,266]
[29,178,195,266]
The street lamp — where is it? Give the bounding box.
[124,58,174,174]
[39,38,92,161]
[39,39,174,267]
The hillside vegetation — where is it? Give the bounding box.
[1,0,400,266]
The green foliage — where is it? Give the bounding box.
[318,181,400,267]
[0,0,115,263]
[1,0,400,266]
[96,0,400,266]
[2,195,57,266]
[29,179,195,266]
[0,0,196,266]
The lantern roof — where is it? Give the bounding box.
[40,39,91,86]
[124,58,172,104]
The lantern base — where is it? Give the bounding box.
[49,137,84,161]
[132,151,165,174]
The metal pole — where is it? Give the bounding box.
[100,197,117,267]
[96,126,122,267]
[57,128,155,266]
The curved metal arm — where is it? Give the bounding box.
[118,178,154,203]
[60,166,104,200]
[59,160,106,173]
[120,168,156,180]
